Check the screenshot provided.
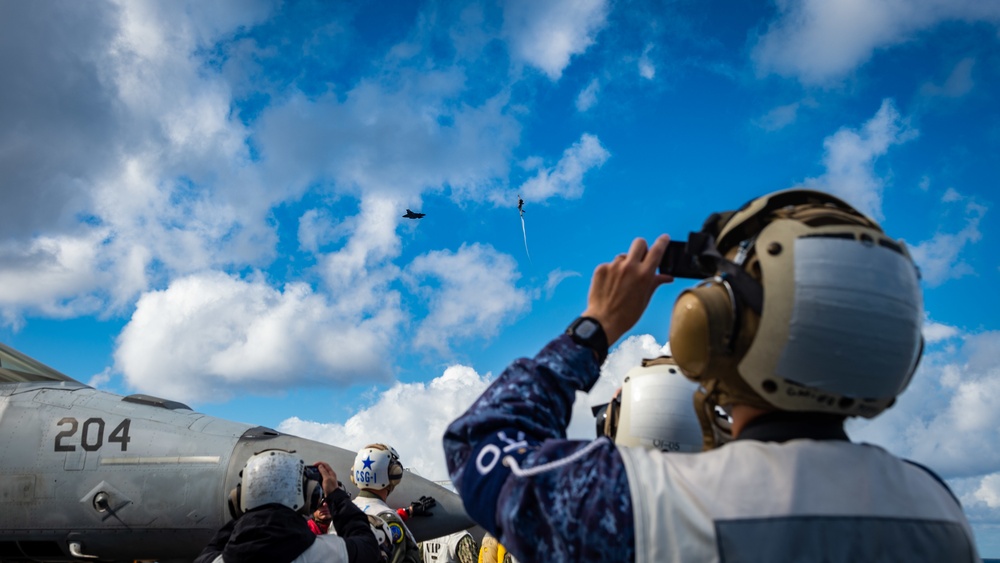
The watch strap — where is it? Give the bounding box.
[565,316,609,365]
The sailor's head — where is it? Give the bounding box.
[666,189,923,449]
[350,443,404,494]
[239,450,324,515]
[599,357,703,453]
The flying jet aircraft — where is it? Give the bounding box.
[402,209,426,219]
[0,341,472,562]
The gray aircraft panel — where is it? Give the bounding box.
[0,343,473,562]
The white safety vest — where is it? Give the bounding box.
[421,530,477,563]
[353,494,392,515]
[619,439,979,562]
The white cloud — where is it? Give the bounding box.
[850,330,1000,479]
[910,196,986,287]
[974,473,1000,509]
[0,0,287,321]
[298,207,351,254]
[921,58,976,99]
[638,43,656,80]
[279,365,494,480]
[923,318,960,344]
[114,271,400,403]
[254,81,520,203]
[501,0,610,80]
[755,102,801,132]
[404,244,531,354]
[942,187,963,203]
[802,99,915,220]
[752,0,1000,85]
[517,133,610,201]
[544,269,582,299]
[576,78,601,112]
[0,231,111,327]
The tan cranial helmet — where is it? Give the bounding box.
[668,189,923,448]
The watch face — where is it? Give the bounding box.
[576,319,598,339]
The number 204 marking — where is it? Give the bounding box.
[54,418,132,452]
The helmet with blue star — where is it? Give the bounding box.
[350,443,404,492]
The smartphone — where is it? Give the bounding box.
[303,465,322,482]
[659,240,710,279]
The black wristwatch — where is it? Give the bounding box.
[565,317,609,365]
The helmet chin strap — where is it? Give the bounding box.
[693,379,771,450]
[693,382,729,451]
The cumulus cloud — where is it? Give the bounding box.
[0,232,109,327]
[517,134,610,201]
[298,207,351,254]
[802,99,915,220]
[0,0,285,320]
[850,330,1000,479]
[752,0,1000,85]
[115,271,400,403]
[973,473,1000,509]
[0,1,124,240]
[501,0,609,80]
[279,365,494,480]
[254,80,519,202]
[405,244,531,354]
[924,318,960,344]
[910,194,986,287]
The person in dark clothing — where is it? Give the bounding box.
[195,451,380,563]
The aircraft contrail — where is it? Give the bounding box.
[520,214,531,262]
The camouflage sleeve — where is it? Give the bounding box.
[379,510,421,563]
[453,533,477,563]
[443,335,636,562]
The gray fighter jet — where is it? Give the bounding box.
[0,341,472,562]
[402,209,425,219]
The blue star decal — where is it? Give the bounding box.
[361,455,374,470]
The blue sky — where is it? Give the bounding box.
[1,0,999,555]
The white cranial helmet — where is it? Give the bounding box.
[612,356,703,453]
[350,443,403,492]
[240,450,314,514]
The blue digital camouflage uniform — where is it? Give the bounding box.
[443,334,636,562]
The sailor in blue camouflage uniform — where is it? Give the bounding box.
[444,189,981,563]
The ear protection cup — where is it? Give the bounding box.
[669,280,737,381]
[352,443,405,491]
[387,457,404,488]
[228,484,242,519]
[602,390,622,440]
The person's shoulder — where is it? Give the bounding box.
[373,510,408,546]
